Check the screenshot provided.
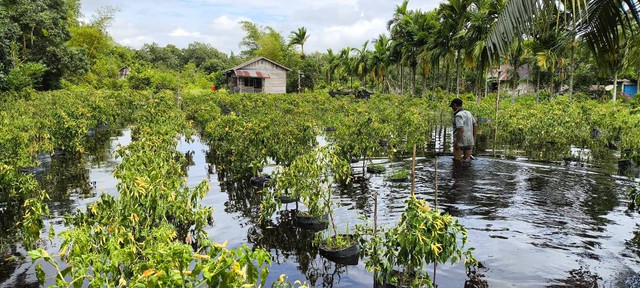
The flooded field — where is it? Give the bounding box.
[1,129,639,287]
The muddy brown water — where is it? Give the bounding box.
[1,129,639,287]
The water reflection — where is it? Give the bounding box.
[3,131,640,288]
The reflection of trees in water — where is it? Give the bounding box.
[0,203,24,253]
[247,209,351,288]
[84,128,115,164]
[219,177,263,224]
[581,176,619,225]
[443,161,516,219]
[37,153,95,216]
[335,182,371,213]
[548,267,601,288]
[626,228,640,259]
[248,210,316,265]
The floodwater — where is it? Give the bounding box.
[1,129,639,287]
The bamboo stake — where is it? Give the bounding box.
[434,156,438,207]
[411,144,416,198]
[373,191,378,235]
[433,156,439,287]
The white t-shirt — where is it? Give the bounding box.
[452,109,476,147]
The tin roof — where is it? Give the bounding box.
[233,70,271,78]
[226,56,292,72]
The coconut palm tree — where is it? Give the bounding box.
[487,0,640,104]
[352,41,371,89]
[289,27,310,56]
[388,0,410,95]
[439,0,472,98]
[371,34,391,92]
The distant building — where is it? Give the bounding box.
[118,66,130,79]
[225,57,291,94]
[490,64,535,94]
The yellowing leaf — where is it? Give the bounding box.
[141,269,154,278]
[213,239,228,249]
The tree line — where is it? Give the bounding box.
[1,0,639,99]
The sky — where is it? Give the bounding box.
[80,0,445,55]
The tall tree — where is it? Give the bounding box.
[289,27,310,56]
[2,0,89,90]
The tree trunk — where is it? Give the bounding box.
[613,71,618,105]
[549,69,554,95]
[400,65,404,95]
[484,67,489,103]
[422,71,427,97]
[445,63,451,97]
[569,43,575,102]
[455,50,461,98]
[412,64,416,96]
[536,70,541,105]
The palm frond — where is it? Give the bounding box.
[487,0,640,58]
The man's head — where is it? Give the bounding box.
[449,98,463,111]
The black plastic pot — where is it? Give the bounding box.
[319,234,359,265]
[295,213,328,232]
[378,140,389,147]
[279,195,298,204]
[367,166,385,174]
[250,175,271,189]
[325,127,336,132]
[374,270,422,288]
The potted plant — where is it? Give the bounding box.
[386,168,409,182]
[259,147,351,232]
[358,197,476,287]
[367,163,386,174]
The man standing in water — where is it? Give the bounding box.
[450,98,477,162]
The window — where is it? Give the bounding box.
[243,78,262,89]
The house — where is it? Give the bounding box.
[490,64,535,94]
[619,79,638,97]
[224,57,291,94]
[118,66,130,79]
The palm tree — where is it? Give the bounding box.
[289,27,310,56]
[325,48,339,86]
[439,0,472,98]
[338,46,354,88]
[465,0,504,100]
[488,0,640,103]
[372,34,391,92]
[388,0,410,95]
[487,0,640,55]
[352,41,372,89]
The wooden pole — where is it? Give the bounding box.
[493,71,500,158]
[434,156,438,207]
[373,192,378,235]
[433,155,439,287]
[411,144,416,198]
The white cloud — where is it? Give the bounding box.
[80,0,445,53]
[169,28,202,37]
[309,18,388,52]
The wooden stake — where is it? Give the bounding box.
[411,144,416,198]
[434,156,438,208]
[433,156,439,287]
[373,192,378,235]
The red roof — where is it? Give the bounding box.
[234,70,271,78]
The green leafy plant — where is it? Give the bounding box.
[358,197,476,287]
